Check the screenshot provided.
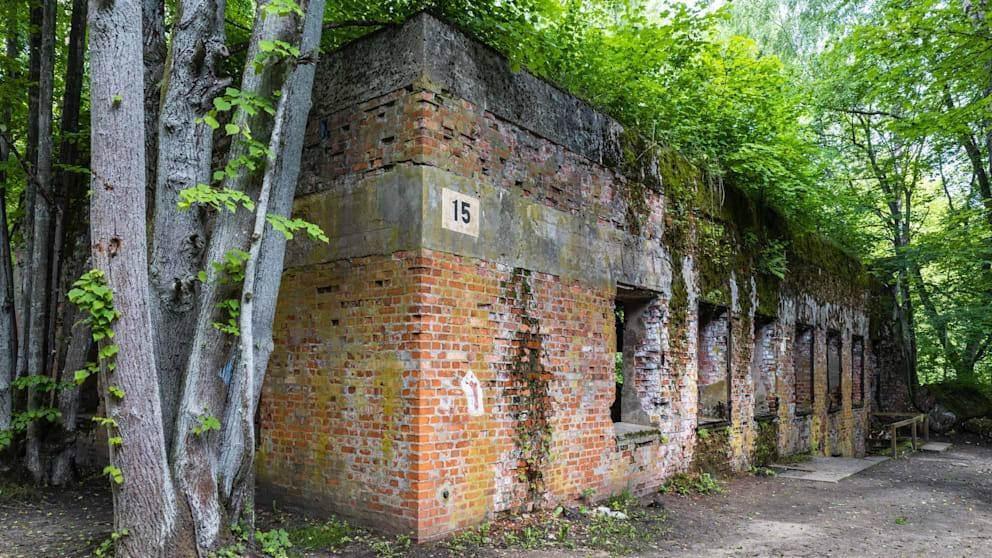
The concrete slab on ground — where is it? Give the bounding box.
[921,442,952,452]
[772,455,889,483]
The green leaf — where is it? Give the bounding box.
[99,344,120,360]
[177,184,255,213]
[103,465,124,485]
[203,114,220,130]
[213,97,232,111]
[92,416,119,428]
[192,414,222,436]
[265,214,329,243]
[108,385,125,399]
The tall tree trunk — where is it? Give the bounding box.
[17,0,44,388]
[0,71,15,432]
[42,0,89,478]
[220,0,326,523]
[0,21,18,432]
[143,0,166,218]
[88,1,187,554]
[0,183,12,434]
[170,6,296,548]
[150,0,227,449]
[49,285,89,486]
[25,0,57,482]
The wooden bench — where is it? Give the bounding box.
[872,412,929,458]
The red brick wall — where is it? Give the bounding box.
[852,336,865,407]
[257,253,423,533]
[260,69,875,538]
[793,326,814,414]
[300,88,656,239]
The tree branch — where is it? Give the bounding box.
[0,131,55,207]
[823,105,904,120]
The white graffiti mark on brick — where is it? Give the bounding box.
[461,370,485,416]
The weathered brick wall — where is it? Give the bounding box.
[793,326,815,414]
[257,253,422,533]
[257,13,879,541]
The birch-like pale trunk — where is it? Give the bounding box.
[24,0,57,482]
[150,0,228,449]
[88,0,186,554]
[169,3,295,548]
[0,117,14,434]
[219,0,327,525]
[15,4,41,394]
[0,23,18,432]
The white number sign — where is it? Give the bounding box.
[441,188,480,237]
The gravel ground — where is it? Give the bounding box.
[0,479,112,558]
[649,437,992,558]
[0,436,989,558]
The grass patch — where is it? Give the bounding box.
[288,517,356,551]
[443,496,667,556]
[749,466,777,477]
[660,472,723,496]
[0,480,36,502]
[606,488,638,513]
[369,534,411,558]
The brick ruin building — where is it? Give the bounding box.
[255,14,889,541]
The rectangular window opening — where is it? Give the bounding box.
[611,287,660,428]
[872,339,882,408]
[794,324,814,415]
[852,335,865,408]
[827,330,842,412]
[697,303,731,426]
[751,316,777,418]
[611,300,625,423]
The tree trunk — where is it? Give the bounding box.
[143,0,166,217]
[150,0,227,449]
[170,6,296,548]
[0,57,15,432]
[0,21,18,432]
[44,0,89,448]
[38,0,91,483]
[0,184,12,433]
[25,0,58,482]
[49,287,89,486]
[16,0,44,388]
[220,0,327,524]
[88,1,187,554]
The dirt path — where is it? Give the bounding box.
[0,480,112,558]
[0,438,989,557]
[650,438,992,558]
